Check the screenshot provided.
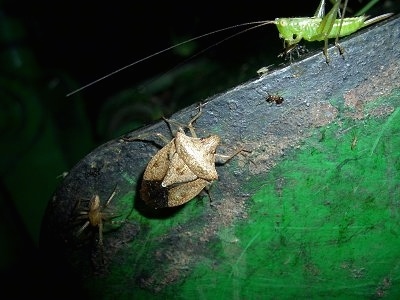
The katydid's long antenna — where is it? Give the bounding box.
[146,21,276,89]
[65,20,272,97]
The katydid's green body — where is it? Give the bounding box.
[275,16,366,46]
[273,0,392,62]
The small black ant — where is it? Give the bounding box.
[266,93,284,105]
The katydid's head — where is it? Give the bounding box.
[274,18,303,47]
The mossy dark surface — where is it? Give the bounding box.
[40,14,400,299]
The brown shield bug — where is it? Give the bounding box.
[124,104,242,209]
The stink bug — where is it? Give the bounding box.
[125,104,242,209]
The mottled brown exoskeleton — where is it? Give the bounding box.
[124,104,242,209]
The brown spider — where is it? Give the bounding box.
[75,187,118,246]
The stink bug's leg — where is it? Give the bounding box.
[161,117,187,135]
[203,185,214,207]
[122,131,170,147]
[186,103,204,138]
[154,133,171,145]
[195,182,216,208]
[188,103,204,125]
[216,147,251,165]
[162,103,204,138]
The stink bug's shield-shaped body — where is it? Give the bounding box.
[140,130,221,209]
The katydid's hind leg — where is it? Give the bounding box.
[335,40,345,57]
[323,39,331,64]
[323,39,344,64]
[334,0,347,58]
[318,0,342,63]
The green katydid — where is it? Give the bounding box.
[273,0,393,62]
[66,0,393,96]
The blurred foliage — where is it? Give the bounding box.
[0,0,94,273]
